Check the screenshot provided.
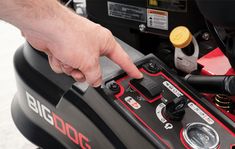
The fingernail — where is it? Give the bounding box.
[92,80,102,88]
[93,83,101,88]
[138,72,143,78]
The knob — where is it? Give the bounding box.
[170,26,193,49]
[164,96,187,121]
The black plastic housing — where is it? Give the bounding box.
[11,43,156,149]
[11,43,235,149]
[86,0,206,40]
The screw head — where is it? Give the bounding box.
[202,32,210,41]
[139,24,146,32]
[109,82,120,92]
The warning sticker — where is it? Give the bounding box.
[147,9,168,30]
[107,1,146,23]
[125,96,141,110]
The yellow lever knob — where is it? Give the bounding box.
[170,26,193,49]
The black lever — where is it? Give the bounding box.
[184,74,235,95]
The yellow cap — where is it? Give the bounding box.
[170,26,193,49]
[149,0,158,6]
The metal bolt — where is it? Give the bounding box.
[109,82,120,92]
[162,98,168,103]
[139,24,146,32]
[202,32,210,41]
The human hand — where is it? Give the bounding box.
[21,9,143,87]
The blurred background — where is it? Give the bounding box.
[0,21,36,148]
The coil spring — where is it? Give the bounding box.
[213,94,234,113]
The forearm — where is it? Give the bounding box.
[0,0,76,40]
[0,0,143,86]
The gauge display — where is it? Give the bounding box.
[183,122,219,149]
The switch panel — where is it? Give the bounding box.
[104,56,235,149]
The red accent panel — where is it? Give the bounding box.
[197,48,235,75]
[230,144,235,149]
[52,112,66,135]
[197,48,235,123]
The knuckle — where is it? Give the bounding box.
[84,63,94,72]
[84,58,99,71]
[104,28,112,36]
[92,76,102,87]
[86,69,102,85]
[51,66,62,73]
[95,25,113,39]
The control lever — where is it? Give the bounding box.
[185,74,235,95]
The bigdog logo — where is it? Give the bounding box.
[26,92,91,149]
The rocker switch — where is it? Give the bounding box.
[130,77,162,99]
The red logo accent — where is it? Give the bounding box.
[52,113,91,149]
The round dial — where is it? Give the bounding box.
[182,122,219,149]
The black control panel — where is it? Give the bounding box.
[104,56,235,149]
[12,44,235,149]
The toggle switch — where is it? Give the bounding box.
[130,77,162,99]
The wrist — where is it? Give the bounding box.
[19,1,80,49]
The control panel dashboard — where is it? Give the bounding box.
[102,55,235,149]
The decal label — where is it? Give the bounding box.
[26,92,91,149]
[155,103,167,123]
[188,102,214,125]
[163,81,183,97]
[147,9,168,30]
[125,96,141,109]
[107,1,146,22]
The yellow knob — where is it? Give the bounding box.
[149,0,158,6]
[170,26,193,49]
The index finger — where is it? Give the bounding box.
[106,40,143,79]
